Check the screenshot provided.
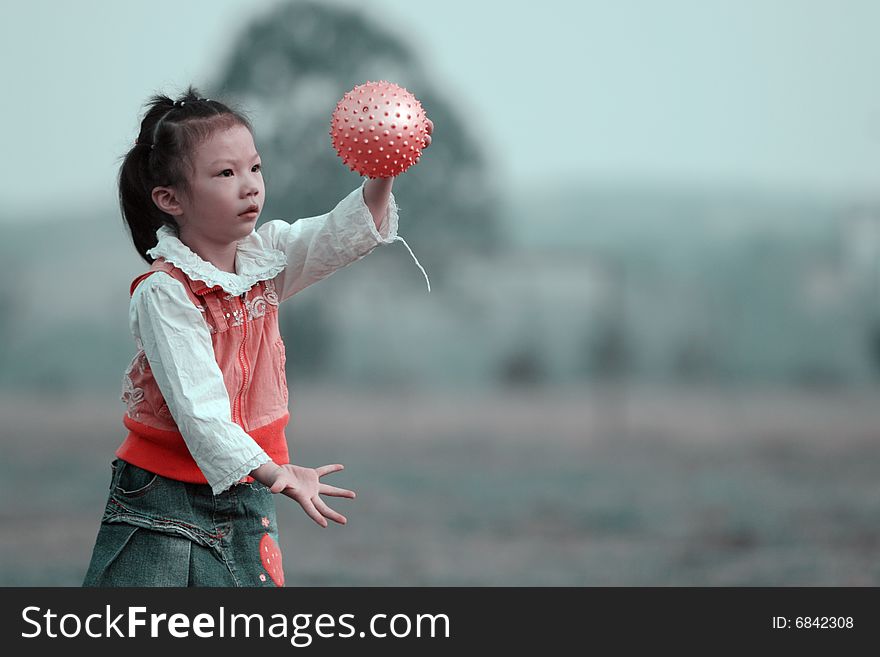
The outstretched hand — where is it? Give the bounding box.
[252,462,355,527]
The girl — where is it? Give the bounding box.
[82,85,433,587]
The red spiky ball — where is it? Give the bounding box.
[330,80,429,178]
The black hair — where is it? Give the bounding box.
[119,85,253,263]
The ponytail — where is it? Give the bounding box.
[118,85,253,263]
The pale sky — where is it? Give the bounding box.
[2,0,880,222]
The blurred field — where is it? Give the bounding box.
[1,384,878,586]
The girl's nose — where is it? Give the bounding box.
[242,178,260,197]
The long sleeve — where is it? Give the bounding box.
[130,273,271,495]
[256,180,401,302]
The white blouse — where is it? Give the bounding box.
[126,180,428,494]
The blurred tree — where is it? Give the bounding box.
[673,334,714,381]
[209,0,502,381]
[590,321,632,380]
[278,293,332,378]
[866,321,880,378]
[0,286,13,376]
[497,342,545,388]
[211,0,501,272]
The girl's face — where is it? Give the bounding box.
[175,124,265,245]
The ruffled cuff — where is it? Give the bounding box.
[210,449,273,496]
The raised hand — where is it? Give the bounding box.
[424,118,434,148]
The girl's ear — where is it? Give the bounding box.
[151,186,184,216]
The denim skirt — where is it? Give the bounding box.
[83,459,285,587]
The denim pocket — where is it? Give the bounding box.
[113,459,159,498]
[104,460,222,550]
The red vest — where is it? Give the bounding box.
[116,257,290,484]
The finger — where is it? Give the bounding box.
[297,496,328,528]
[315,463,344,477]
[319,483,356,499]
[424,134,432,148]
[269,478,288,494]
[426,118,433,134]
[313,496,347,525]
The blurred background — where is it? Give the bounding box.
[2,0,880,585]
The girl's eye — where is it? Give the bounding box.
[219,165,260,176]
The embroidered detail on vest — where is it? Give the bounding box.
[264,279,279,306]
[121,344,149,418]
[225,301,246,328]
[246,295,267,320]
[121,365,145,418]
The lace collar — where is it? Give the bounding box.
[146,224,287,296]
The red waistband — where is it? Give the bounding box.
[116,412,290,486]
